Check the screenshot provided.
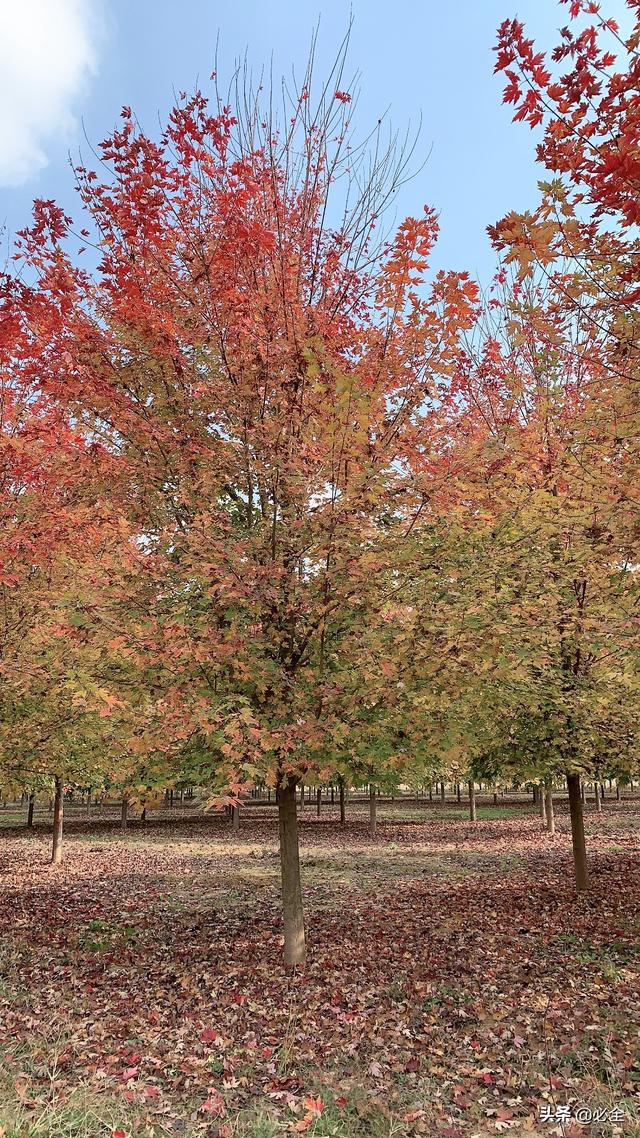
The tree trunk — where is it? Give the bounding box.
[456,782,461,804]
[468,781,476,822]
[616,783,621,801]
[567,773,589,892]
[440,781,446,804]
[27,793,35,829]
[316,788,321,816]
[428,785,433,802]
[232,804,240,831]
[545,782,555,835]
[278,781,305,966]
[121,796,129,830]
[532,785,539,806]
[339,779,346,825]
[299,783,304,807]
[539,785,547,826]
[493,791,498,806]
[594,780,602,813]
[140,807,147,823]
[51,777,64,865]
[369,783,377,837]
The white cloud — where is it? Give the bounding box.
[0,0,100,186]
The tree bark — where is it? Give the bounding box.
[316,788,321,816]
[339,778,346,825]
[616,783,621,801]
[369,783,377,837]
[51,777,64,865]
[539,784,547,826]
[468,781,476,822]
[299,783,304,807]
[456,782,461,804]
[567,773,589,891]
[545,781,555,835]
[27,793,35,830]
[594,780,602,814]
[493,791,498,806]
[232,804,240,831]
[121,795,129,830]
[278,780,306,966]
[440,781,446,804]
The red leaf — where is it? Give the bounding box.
[303,1095,324,1114]
[201,1091,225,1116]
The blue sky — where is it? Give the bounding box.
[0,0,630,286]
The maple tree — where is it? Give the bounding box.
[346,255,638,888]
[0,272,122,861]
[483,0,640,887]
[3,62,478,963]
[444,281,636,887]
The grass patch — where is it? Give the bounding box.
[230,1098,406,1137]
[0,1088,129,1138]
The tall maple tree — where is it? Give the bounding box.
[0,268,124,861]
[4,66,478,962]
[484,0,640,884]
[432,280,637,887]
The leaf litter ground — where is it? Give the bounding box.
[0,797,638,1137]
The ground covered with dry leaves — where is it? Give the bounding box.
[0,796,638,1138]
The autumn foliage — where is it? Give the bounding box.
[0,2,639,968]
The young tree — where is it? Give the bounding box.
[5,61,478,963]
[426,282,639,889]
